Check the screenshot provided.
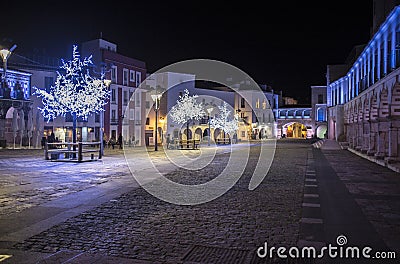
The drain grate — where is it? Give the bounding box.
[182,245,250,264]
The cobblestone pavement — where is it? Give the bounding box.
[0,148,130,216]
[9,142,308,263]
[2,140,398,263]
[321,147,400,257]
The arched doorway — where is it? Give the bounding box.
[182,128,192,140]
[283,122,307,138]
[316,125,327,139]
[203,128,210,137]
[194,128,202,140]
[214,128,221,141]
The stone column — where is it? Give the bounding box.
[367,122,375,156]
[388,126,398,158]
[356,122,363,151]
[375,123,386,159]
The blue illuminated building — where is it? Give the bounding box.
[327,1,400,166]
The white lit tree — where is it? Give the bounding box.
[34,45,110,145]
[210,101,238,138]
[169,89,205,141]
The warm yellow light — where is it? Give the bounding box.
[104,79,111,87]
[0,49,11,62]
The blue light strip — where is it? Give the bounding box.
[329,6,400,105]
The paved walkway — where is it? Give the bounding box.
[319,146,400,256]
[1,141,308,263]
[0,140,398,263]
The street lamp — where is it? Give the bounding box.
[151,93,162,151]
[206,107,213,146]
[100,79,111,157]
[0,44,17,97]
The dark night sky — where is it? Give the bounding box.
[2,1,373,104]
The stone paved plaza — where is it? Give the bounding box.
[0,140,399,263]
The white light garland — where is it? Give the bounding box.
[210,101,238,136]
[169,89,205,124]
[34,45,110,122]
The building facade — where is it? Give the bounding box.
[0,67,33,148]
[327,4,400,163]
[140,72,280,146]
[81,38,147,146]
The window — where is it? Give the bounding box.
[135,92,140,106]
[241,131,245,137]
[135,71,142,87]
[123,69,129,86]
[111,110,116,120]
[241,98,245,108]
[130,109,134,120]
[123,90,128,105]
[44,77,54,93]
[95,113,100,122]
[130,70,135,82]
[111,89,116,102]
[111,66,117,83]
[145,101,150,109]
[146,117,150,125]
[318,94,324,104]
[317,108,326,121]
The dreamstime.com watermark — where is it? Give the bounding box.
[257,235,397,260]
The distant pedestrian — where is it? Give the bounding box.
[166,134,171,149]
[41,137,47,149]
[110,137,116,149]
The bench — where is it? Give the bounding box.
[178,139,200,150]
[216,138,231,145]
[45,142,101,162]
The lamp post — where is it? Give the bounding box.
[0,44,17,97]
[206,107,213,146]
[100,79,111,157]
[151,93,162,151]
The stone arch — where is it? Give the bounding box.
[182,128,192,140]
[194,127,202,140]
[316,124,327,139]
[344,104,350,124]
[203,128,210,137]
[378,88,389,118]
[370,93,378,120]
[282,122,307,138]
[357,99,363,123]
[279,110,287,119]
[316,107,325,122]
[352,102,358,123]
[363,96,370,121]
[214,128,221,140]
[287,109,295,118]
[391,82,400,116]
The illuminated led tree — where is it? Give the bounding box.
[169,89,205,142]
[34,45,110,145]
[210,101,238,138]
